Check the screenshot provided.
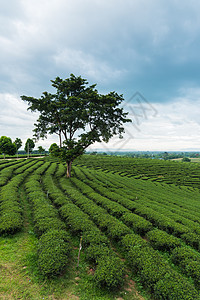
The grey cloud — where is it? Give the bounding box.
[1,0,200,97]
[1,0,200,150]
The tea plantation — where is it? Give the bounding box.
[1,156,200,299]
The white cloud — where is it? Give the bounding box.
[53,48,127,83]
[0,93,60,150]
[92,94,200,151]
[1,90,200,152]
[1,1,200,152]
[0,93,38,145]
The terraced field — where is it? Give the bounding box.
[1,156,200,299]
[76,155,200,188]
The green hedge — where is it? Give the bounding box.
[82,229,109,248]
[121,234,199,298]
[122,212,153,235]
[146,229,181,251]
[0,211,23,234]
[0,159,27,186]
[59,177,132,241]
[0,160,45,235]
[94,255,125,288]
[37,229,71,277]
[181,232,200,250]
[44,175,126,289]
[171,247,200,288]
[14,159,41,175]
[59,202,126,288]
[154,272,199,300]
[55,163,67,178]
[25,176,66,236]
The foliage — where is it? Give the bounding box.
[14,138,22,151]
[0,136,16,157]
[94,255,125,288]
[171,247,200,288]
[0,211,23,235]
[82,229,109,248]
[154,272,199,299]
[0,161,22,186]
[49,143,60,157]
[122,212,153,235]
[37,229,71,277]
[21,74,131,176]
[75,154,200,189]
[146,229,181,251]
[182,157,191,162]
[24,138,35,153]
[121,234,199,298]
[2,157,200,297]
[171,247,200,265]
[43,170,126,288]
[24,170,66,237]
[0,160,44,235]
[181,232,200,250]
[38,146,45,154]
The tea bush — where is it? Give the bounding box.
[94,255,125,288]
[146,229,181,251]
[122,212,153,235]
[154,272,199,300]
[171,247,200,288]
[38,229,71,277]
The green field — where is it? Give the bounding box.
[172,157,200,163]
[1,156,200,299]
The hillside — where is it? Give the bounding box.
[76,155,200,188]
[0,157,200,299]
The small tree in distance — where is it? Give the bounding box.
[0,136,17,159]
[38,146,45,155]
[25,138,35,157]
[49,143,60,157]
[14,138,22,158]
[21,74,131,177]
[182,157,191,162]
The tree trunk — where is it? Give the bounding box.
[66,161,72,178]
[59,130,62,148]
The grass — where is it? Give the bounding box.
[0,232,144,300]
[0,185,79,300]
[189,158,200,162]
[0,231,84,299]
[171,157,200,162]
[0,185,146,300]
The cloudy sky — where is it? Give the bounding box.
[1,0,200,151]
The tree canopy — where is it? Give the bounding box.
[14,138,22,151]
[21,74,131,176]
[182,157,191,162]
[49,143,60,157]
[0,136,17,158]
[38,146,45,154]
[24,138,35,156]
[14,138,22,158]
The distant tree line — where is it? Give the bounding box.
[0,136,46,158]
[86,151,200,160]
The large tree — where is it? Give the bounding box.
[21,74,131,177]
[0,136,17,158]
